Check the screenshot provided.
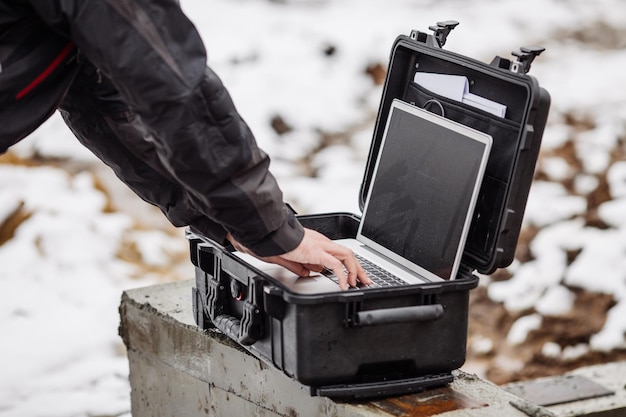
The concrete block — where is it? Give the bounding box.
[547,362,626,417]
[118,280,553,417]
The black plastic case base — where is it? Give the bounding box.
[188,213,476,398]
[188,22,550,399]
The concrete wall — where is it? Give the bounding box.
[119,280,625,417]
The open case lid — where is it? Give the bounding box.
[358,22,551,275]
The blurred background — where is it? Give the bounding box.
[1,0,626,415]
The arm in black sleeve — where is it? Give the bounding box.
[59,62,229,244]
[28,0,304,256]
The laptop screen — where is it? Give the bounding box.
[358,99,492,281]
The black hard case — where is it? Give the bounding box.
[189,25,550,399]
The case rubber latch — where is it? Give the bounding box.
[206,270,228,320]
[343,300,363,328]
[410,20,458,48]
[510,46,545,74]
[238,276,265,345]
[428,20,459,48]
[236,301,263,345]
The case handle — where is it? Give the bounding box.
[213,304,263,346]
[355,304,443,327]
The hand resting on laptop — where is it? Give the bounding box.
[226,228,371,290]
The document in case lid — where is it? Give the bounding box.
[414,72,507,118]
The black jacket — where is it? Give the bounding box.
[0,0,304,256]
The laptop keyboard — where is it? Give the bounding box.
[322,253,405,289]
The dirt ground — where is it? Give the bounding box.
[467,283,626,385]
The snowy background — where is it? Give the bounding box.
[2,0,626,415]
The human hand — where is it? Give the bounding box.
[227,228,370,290]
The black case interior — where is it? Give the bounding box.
[364,33,550,274]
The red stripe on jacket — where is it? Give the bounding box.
[16,41,76,100]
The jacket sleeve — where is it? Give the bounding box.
[27,0,304,256]
[58,62,229,244]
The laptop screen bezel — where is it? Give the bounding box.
[356,99,493,281]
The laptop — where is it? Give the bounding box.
[234,99,492,293]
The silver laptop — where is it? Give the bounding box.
[235,99,492,293]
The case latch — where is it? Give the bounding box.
[410,20,459,48]
[429,20,459,48]
[510,46,545,74]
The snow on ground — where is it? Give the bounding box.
[2,0,626,415]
